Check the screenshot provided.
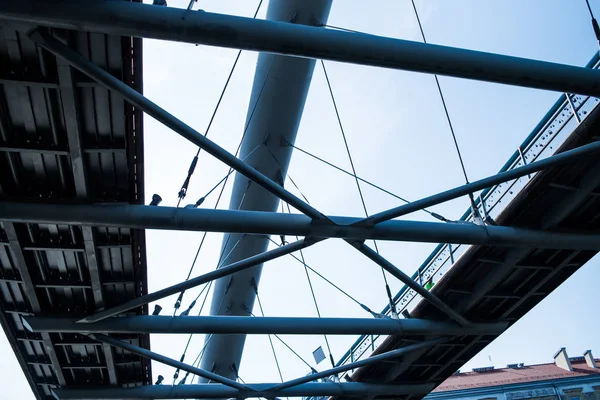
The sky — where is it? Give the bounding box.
[1,0,600,398]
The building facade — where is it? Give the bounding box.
[426,348,600,400]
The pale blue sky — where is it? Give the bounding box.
[1,1,599,398]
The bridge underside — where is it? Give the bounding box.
[1,1,600,400]
[346,99,600,397]
[0,13,150,399]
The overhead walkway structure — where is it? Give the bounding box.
[332,55,600,397]
[1,1,600,399]
[0,3,150,399]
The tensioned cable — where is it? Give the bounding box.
[411,1,469,183]
[265,235,384,318]
[176,0,265,207]
[272,334,316,373]
[243,304,315,373]
[245,157,336,368]
[286,141,449,221]
[172,53,277,311]
[174,283,212,385]
[584,0,600,50]
[178,144,261,291]
[410,1,477,210]
[245,293,316,381]
[261,146,311,206]
[320,60,399,319]
[172,181,249,316]
[172,280,216,385]
[253,287,285,384]
[282,202,335,368]
[176,280,228,385]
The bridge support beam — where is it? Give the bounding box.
[351,242,469,326]
[23,315,508,336]
[3,0,600,96]
[2,202,600,250]
[28,28,325,222]
[362,140,600,225]
[90,334,247,390]
[52,382,435,399]
[271,337,449,390]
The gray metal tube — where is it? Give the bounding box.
[2,0,600,96]
[271,337,450,390]
[2,202,600,250]
[23,316,508,335]
[51,382,435,399]
[199,0,332,383]
[363,140,600,225]
[27,28,325,222]
[90,334,247,390]
[78,239,317,323]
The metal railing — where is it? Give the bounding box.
[334,53,600,377]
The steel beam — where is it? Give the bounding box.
[352,242,469,326]
[362,140,600,225]
[23,315,508,336]
[380,144,600,384]
[52,382,435,399]
[90,334,248,390]
[3,0,600,95]
[271,337,449,391]
[55,37,119,383]
[2,202,600,250]
[29,28,326,222]
[2,223,67,386]
[78,238,316,322]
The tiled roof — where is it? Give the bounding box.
[434,360,600,392]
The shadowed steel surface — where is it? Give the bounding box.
[52,382,436,399]
[27,28,325,221]
[23,316,508,335]
[3,202,600,250]
[0,6,150,399]
[1,1,600,399]
[331,62,600,399]
[2,0,600,96]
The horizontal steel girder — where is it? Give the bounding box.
[90,334,247,390]
[2,0,600,96]
[27,28,326,222]
[363,140,600,225]
[272,338,449,390]
[23,316,508,336]
[51,382,435,399]
[2,202,600,250]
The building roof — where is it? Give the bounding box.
[434,360,600,392]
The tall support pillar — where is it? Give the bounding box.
[200,0,333,381]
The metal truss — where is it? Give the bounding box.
[3,0,600,95]
[1,1,600,398]
[23,316,507,336]
[52,381,435,399]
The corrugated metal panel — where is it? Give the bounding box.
[0,2,150,398]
